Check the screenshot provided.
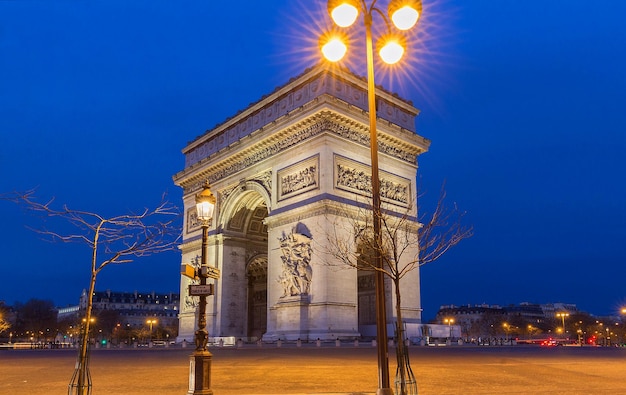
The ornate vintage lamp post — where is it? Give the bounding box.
[188,181,216,395]
[320,1,422,394]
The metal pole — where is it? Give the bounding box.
[198,224,208,348]
[188,223,213,395]
[364,12,392,395]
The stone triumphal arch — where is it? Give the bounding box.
[174,65,430,342]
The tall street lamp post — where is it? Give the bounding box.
[188,181,216,395]
[320,1,422,394]
[502,322,510,343]
[444,318,455,340]
[556,312,569,335]
[146,319,157,342]
[621,308,626,343]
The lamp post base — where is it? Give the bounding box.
[188,351,213,395]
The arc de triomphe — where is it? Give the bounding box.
[174,65,430,342]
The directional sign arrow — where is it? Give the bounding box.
[200,266,221,279]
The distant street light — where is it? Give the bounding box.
[188,181,216,395]
[146,319,157,341]
[502,322,510,342]
[556,312,570,334]
[621,309,626,342]
[527,324,535,339]
[444,318,455,339]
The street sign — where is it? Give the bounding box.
[181,264,198,280]
[188,284,214,296]
[200,266,221,279]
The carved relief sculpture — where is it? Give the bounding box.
[277,156,320,201]
[281,166,317,195]
[335,155,410,206]
[186,208,201,234]
[277,231,312,297]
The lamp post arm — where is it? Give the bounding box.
[369,5,393,33]
[365,0,379,13]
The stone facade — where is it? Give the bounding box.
[80,289,180,328]
[173,65,430,342]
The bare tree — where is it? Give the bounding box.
[0,302,10,335]
[321,183,472,395]
[0,317,9,335]
[3,189,181,395]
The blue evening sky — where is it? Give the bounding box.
[1,1,625,320]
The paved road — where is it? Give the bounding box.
[1,344,626,394]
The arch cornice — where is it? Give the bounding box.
[174,106,429,195]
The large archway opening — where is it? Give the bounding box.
[221,186,269,340]
[246,256,268,339]
[357,243,377,327]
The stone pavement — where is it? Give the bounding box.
[1,343,626,394]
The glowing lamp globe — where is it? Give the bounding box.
[378,35,406,64]
[388,0,422,30]
[321,37,348,62]
[328,0,359,27]
[195,183,216,222]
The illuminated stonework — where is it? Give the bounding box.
[278,155,319,201]
[277,230,312,297]
[335,154,410,207]
[173,65,429,342]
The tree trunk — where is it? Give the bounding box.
[394,277,417,395]
[71,270,97,395]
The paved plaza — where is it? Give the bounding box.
[1,344,626,394]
